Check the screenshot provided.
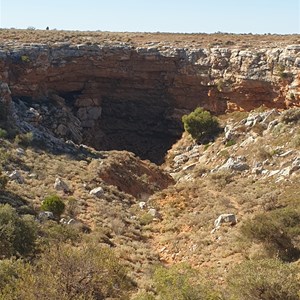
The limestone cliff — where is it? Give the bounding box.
[0,40,299,162]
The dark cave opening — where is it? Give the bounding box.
[81,97,183,165]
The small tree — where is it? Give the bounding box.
[41,195,65,218]
[182,107,220,143]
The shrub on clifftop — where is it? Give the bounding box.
[182,108,220,143]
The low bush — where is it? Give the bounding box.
[38,222,82,247]
[182,107,220,144]
[14,132,33,146]
[0,171,8,189]
[240,206,300,261]
[280,108,300,124]
[151,264,221,300]
[227,259,300,300]
[0,204,37,258]
[41,195,65,218]
[0,128,7,138]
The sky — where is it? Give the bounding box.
[0,0,299,34]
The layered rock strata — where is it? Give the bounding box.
[0,42,299,162]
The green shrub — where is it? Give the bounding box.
[0,128,7,138]
[0,259,28,291]
[225,139,236,147]
[182,107,220,143]
[227,259,300,300]
[240,207,300,261]
[152,264,220,300]
[14,132,33,146]
[139,212,154,226]
[41,195,65,218]
[21,55,30,63]
[39,222,81,247]
[0,204,37,258]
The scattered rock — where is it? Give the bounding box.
[219,156,249,171]
[9,170,25,184]
[139,201,147,210]
[16,148,25,156]
[148,208,161,219]
[54,177,70,192]
[89,187,104,198]
[214,213,237,229]
[38,211,54,221]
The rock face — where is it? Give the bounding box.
[0,42,299,163]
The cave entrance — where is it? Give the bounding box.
[82,97,183,165]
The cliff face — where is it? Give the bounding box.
[0,42,299,162]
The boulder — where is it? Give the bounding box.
[139,201,147,210]
[148,208,161,219]
[9,170,24,184]
[219,156,249,171]
[214,213,237,228]
[54,177,70,192]
[38,211,54,221]
[89,187,104,198]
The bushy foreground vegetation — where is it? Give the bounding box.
[0,204,134,300]
[1,202,299,299]
[0,245,133,300]
[0,107,300,299]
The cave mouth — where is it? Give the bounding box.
[12,91,184,165]
[81,97,183,165]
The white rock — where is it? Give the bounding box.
[9,170,24,184]
[16,148,25,156]
[54,177,70,192]
[148,208,161,218]
[89,187,104,198]
[268,169,280,177]
[139,201,147,210]
[219,157,249,171]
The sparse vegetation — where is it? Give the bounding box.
[227,259,300,300]
[150,264,221,300]
[281,108,300,124]
[240,207,300,261]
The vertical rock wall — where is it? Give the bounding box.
[0,43,299,163]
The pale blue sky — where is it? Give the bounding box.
[0,0,299,34]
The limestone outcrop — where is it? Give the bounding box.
[0,41,299,162]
